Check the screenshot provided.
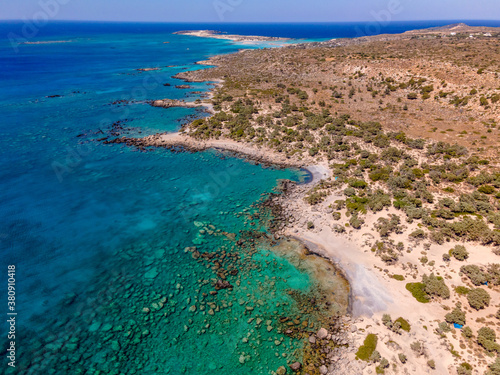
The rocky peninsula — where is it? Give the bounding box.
[174,30,291,43]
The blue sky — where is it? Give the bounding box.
[2,0,499,22]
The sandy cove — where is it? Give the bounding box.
[274,181,500,375]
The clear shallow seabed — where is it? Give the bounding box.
[0,22,352,374]
[2,20,496,374]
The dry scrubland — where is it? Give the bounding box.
[127,24,500,374]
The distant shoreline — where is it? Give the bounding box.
[174,29,291,43]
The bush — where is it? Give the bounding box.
[478,327,496,341]
[445,306,466,325]
[455,286,471,295]
[332,212,341,220]
[487,264,500,285]
[409,229,427,240]
[395,317,411,332]
[344,187,356,196]
[467,288,490,310]
[450,245,469,261]
[375,215,402,237]
[479,185,495,194]
[427,360,436,369]
[457,364,472,375]
[398,353,407,364]
[422,273,450,299]
[406,282,429,303]
[486,357,500,375]
[410,341,425,356]
[376,357,389,373]
[462,326,473,338]
[356,334,378,361]
[478,327,500,353]
[460,265,488,286]
[391,274,405,281]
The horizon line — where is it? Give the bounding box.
[1,19,500,24]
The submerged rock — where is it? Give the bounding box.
[289,362,301,372]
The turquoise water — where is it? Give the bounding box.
[0,22,348,374]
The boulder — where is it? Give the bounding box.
[317,327,328,340]
[289,362,301,372]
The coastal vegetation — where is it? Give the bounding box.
[356,333,378,361]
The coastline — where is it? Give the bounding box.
[115,25,500,374]
[174,29,291,43]
[106,131,310,168]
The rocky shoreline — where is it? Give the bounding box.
[102,132,307,168]
[102,129,364,373]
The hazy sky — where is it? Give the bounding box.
[2,0,499,22]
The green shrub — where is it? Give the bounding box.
[450,245,469,261]
[349,214,365,229]
[376,215,402,237]
[460,265,488,286]
[457,363,472,375]
[376,357,389,373]
[422,273,450,299]
[487,264,500,285]
[486,357,500,375]
[462,326,473,339]
[427,360,436,369]
[370,350,381,363]
[479,185,495,194]
[467,288,490,310]
[356,334,378,361]
[406,282,429,303]
[455,286,471,295]
[395,317,411,332]
[445,306,466,326]
[349,179,368,189]
[409,229,427,240]
[391,274,405,281]
[410,341,425,356]
[478,327,500,353]
[398,353,407,364]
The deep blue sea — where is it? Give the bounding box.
[0,20,498,374]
